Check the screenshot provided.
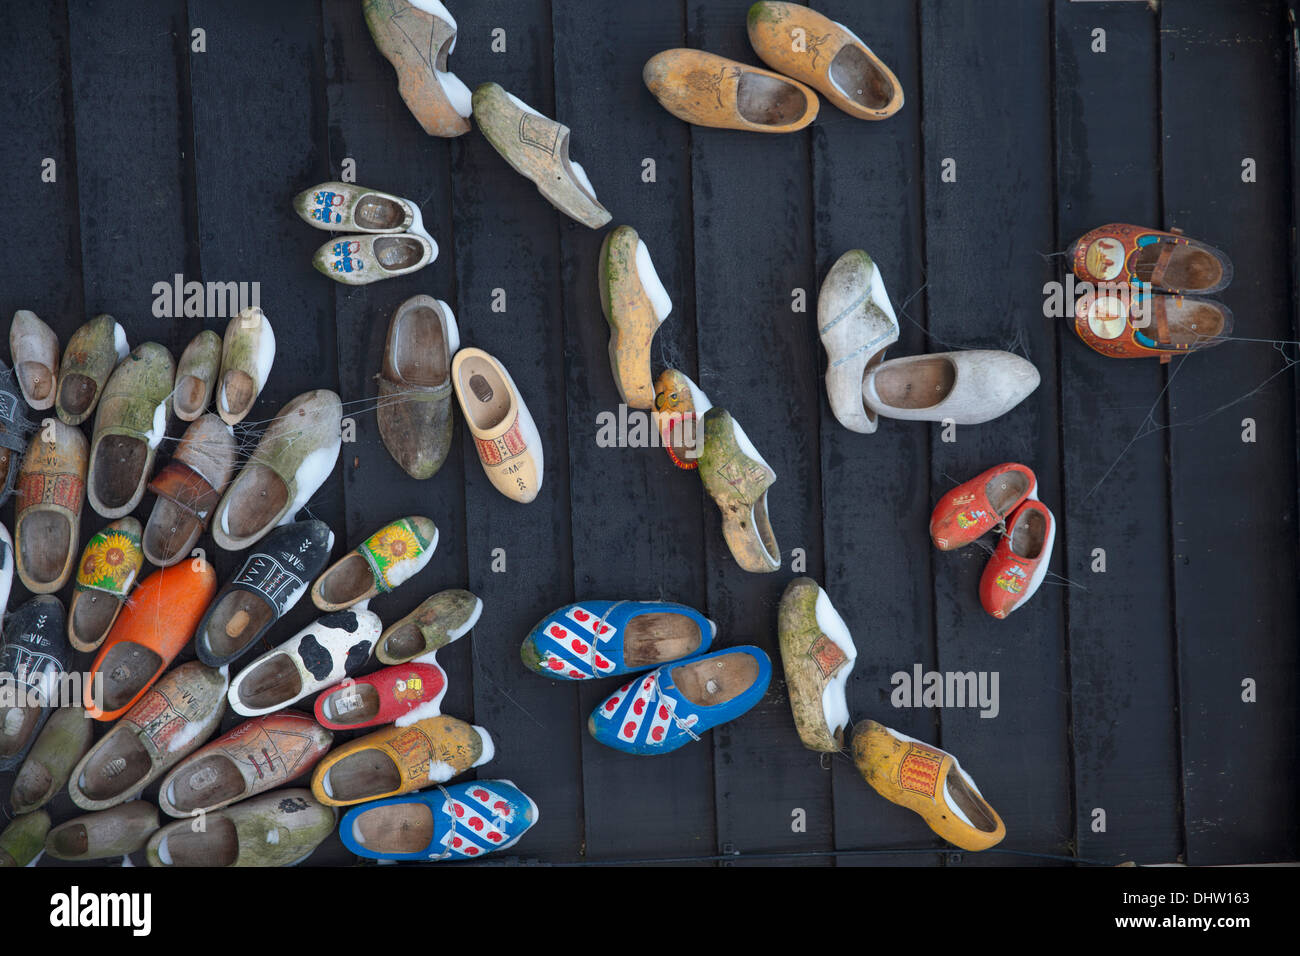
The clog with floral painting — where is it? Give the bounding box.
[1068,223,1232,295]
[68,517,144,652]
[311,517,438,612]
[929,463,1036,551]
[979,500,1056,620]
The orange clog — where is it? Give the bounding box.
[929,463,1036,551]
[643,49,819,133]
[979,500,1056,619]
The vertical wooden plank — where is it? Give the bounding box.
[550,3,717,860]
[1052,0,1182,865]
[450,0,583,861]
[919,0,1071,864]
[684,0,831,863]
[1160,0,1298,864]
[810,0,942,866]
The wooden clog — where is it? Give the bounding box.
[11,706,93,814]
[9,310,59,410]
[0,359,40,508]
[1074,290,1232,363]
[452,347,544,504]
[364,0,472,138]
[194,520,334,668]
[69,662,228,812]
[14,419,87,593]
[173,329,221,421]
[314,662,447,731]
[311,516,438,612]
[217,308,275,425]
[375,588,481,665]
[143,414,237,566]
[227,610,381,718]
[313,232,437,285]
[777,578,857,752]
[377,295,458,479]
[0,810,50,867]
[599,226,673,409]
[158,711,333,818]
[851,720,1005,852]
[653,369,713,469]
[930,463,1037,551]
[294,180,419,232]
[979,500,1056,620]
[68,517,144,652]
[472,82,612,229]
[0,523,12,627]
[85,561,217,722]
[55,314,128,426]
[862,350,1040,426]
[747,2,904,121]
[698,407,780,573]
[1069,223,1233,295]
[0,596,69,773]
[86,341,174,519]
[211,389,342,550]
[310,715,493,807]
[818,249,900,433]
[146,788,335,867]
[643,49,819,133]
[44,802,159,861]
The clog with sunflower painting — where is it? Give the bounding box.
[311,516,438,612]
[68,517,144,652]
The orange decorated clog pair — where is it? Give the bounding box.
[930,463,1056,620]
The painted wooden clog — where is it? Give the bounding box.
[599,225,673,409]
[643,49,819,133]
[1073,290,1231,363]
[861,349,1040,426]
[86,341,175,519]
[0,359,40,508]
[979,500,1056,620]
[375,588,481,665]
[217,308,275,425]
[777,578,857,752]
[0,810,50,867]
[588,646,772,755]
[452,347,544,504]
[818,249,900,433]
[314,662,448,731]
[211,389,342,550]
[158,711,333,818]
[14,419,87,593]
[653,369,713,469]
[1069,223,1233,295]
[146,788,336,867]
[294,180,419,232]
[10,706,93,814]
[311,516,438,612]
[194,520,334,668]
[364,0,473,138]
[472,82,612,229]
[68,517,145,652]
[313,231,437,285]
[0,596,69,773]
[227,610,381,718]
[698,407,780,573]
[930,463,1037,551]
[69,662,228,812]
[341,779,538,861]
[44,802,159,861]
[747,2,903,121]
[377,295,458,480]
[85,562,216,722]
[9,310,59,410]
[851,720,1005,851]
[173,329,221,421]
[521,600,715,681]
[55,314,128,426]
[143,414,237,567]
[310,715,493,807]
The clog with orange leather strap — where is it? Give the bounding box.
[1068,222,1232,295]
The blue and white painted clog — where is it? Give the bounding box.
[521,600,715,680]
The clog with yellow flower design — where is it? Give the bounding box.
[68,517,145,652]
[311,516,438,612]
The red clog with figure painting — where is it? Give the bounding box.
[979,500,1056,619]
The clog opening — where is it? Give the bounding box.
[456,355,511,431]
[1009,508,1047,561]
[17,511,72,586]
[671,652,760,708]
[624,612,704,668]
[393,304,450,387]
[97,642,164,713]
[166,753,246,813]
[220,466,290,542]
[351,802,434,853]
[173,373,208,418]
[873,357,955,409]
[380,622,428,663]
[58,372,98,418]
[11,759,54,811]
[830,45,894,111]
[355,194,405,231]
[736,72,809,126]
[219,369,256,421]
[373,236,425,272]
[17,361,54,402]
[943,771,998,833]
[235,653,302,711]
[320,683,380,726]
[93,435,149,511]
[156,817,238,866]
[0,682,40,757]
[322,749,402,802]
[143,498,202,565]
[1166,300,1228,346]
[201,591,275,660]
[315,554,374,608]
[1131,241,1224,292]
[47,823,89,858]
[78,730,152,800]
[70,590,122,649]
[986,471,1031,515]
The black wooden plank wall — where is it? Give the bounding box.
[0,0,1295,868]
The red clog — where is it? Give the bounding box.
[929,463,1036,551]
[313,662,448,731]
[979,501,1056,619]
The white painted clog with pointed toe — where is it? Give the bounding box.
[818,249,899,434]
[862,350,1039,426]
